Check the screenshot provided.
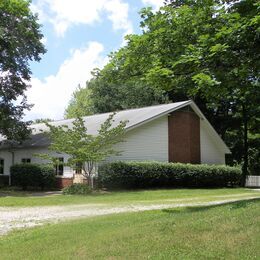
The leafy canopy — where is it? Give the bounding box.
[65,68,169,117]
[41,114,127,178]
[67,0,259,176]
[65,85,94,119]
[0,0,46,141]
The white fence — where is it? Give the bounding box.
[245,176,260,188]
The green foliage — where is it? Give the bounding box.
[34,118,53,124]
[87,73,169,114]
[76,0,259,177]
[0,0,46,141]
[42,114,127,183]
[99,161,242,189]
[10,164,55,190]
[66,70,169,116]
[65,85,95,118]
[0,175,9,187]
[62,183,91,195]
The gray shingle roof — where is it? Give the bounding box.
[0,101,189,149]
[32,100,190,135]
[0,100,230,153]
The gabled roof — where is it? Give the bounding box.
[31,100,190,135]
[0,100,230,153]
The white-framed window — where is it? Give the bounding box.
[21,158,31,163]
[0,158,4,174]
[55,157,64,176]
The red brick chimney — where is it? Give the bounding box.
[168,107,201,163]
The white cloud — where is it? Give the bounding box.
[24,42,108,120]
[32,0,133,37]
[30,2,47,21]
[142,0,165,10]
[104,0,131,32]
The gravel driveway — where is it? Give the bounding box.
[0,195,259,236]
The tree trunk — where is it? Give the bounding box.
[90,175,94,189]
[241,104,248,186]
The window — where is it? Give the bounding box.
[75,162,82,174]
[55,157,64,176]
[21,158,31,163]
[0,159,4,174]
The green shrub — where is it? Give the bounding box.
[62,183,91,195]
[11,164,56,190]
[0,175,9,187]
[38,164,56,190]
[99,161,242,189]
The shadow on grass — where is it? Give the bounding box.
[162,198,260,214]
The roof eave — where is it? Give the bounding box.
[189,101,231,153]
[125,100,230,154]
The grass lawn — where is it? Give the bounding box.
[0,188,259,207]
[0,199,259,259]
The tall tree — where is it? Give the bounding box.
[88,68,169,114]
[63,0,259,177]
[65,68,169,117]
[65,85,94,119]
[160,0,260,179]
[0,0,46,141]
[85,0,259,178]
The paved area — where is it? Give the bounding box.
[0,195,259,236]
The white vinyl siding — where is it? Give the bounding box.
[200,120,225,164]
[246,176,260,188]
[0,114,228,178]
[0,116,168,177]
[107,116,169,162]
[0,149,73,177]
[0,151,12,175]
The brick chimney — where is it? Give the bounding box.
[168,107,201,163]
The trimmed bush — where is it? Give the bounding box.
[62,183,91,195]
[11,164,56,190]
[99,161,242,189]
[38,164,56,190]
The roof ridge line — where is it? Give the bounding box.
[30,100,191,127]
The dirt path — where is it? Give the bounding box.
[0,195,259,236]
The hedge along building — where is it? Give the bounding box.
[0,100,230,188]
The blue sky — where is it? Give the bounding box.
[25,0,164,121]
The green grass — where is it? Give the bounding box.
[0,199,259,259]
[0,188,259,207]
